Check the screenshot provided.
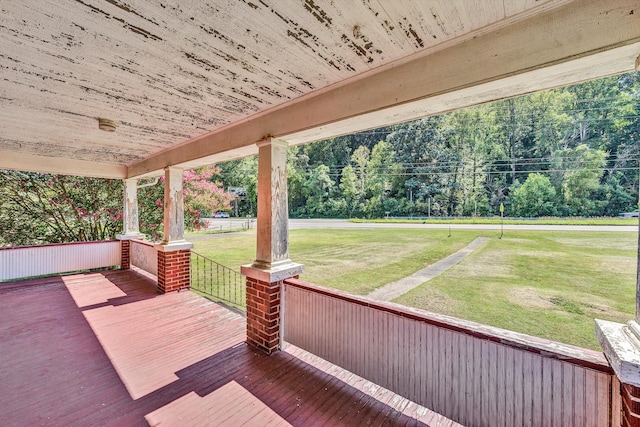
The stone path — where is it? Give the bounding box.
[367,237,489,302]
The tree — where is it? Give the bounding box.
[555,144,607,215]
[339,165,361,217]
[0,171,123,246]
[511,173,557,217]
[287,146,310,216]
[138,166,232,241]
[365,141,398,218]
[303,165,334,216]
[351,145,371,197]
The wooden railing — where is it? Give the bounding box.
[283,278,621,427]
[0,240,121,281]
[130,239,158,276]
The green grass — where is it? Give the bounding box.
[289,229,479,294]
[191,228,637,350]
[393,231,636,350]
[351,217,638,226]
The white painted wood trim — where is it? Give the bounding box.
[0,150,127,179]
[130,239,158,277]
[0,241,121,281]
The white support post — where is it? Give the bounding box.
[161,166,187,245]
[253,138,292,270]
[120,178,144,238]
[241,137,303,354]
[154,166,193,293]
[116,178,144,270]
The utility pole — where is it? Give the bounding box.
[499,203,504,239]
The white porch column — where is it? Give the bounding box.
[121,178,144,238]
[155,166,193,293]
[242,137,303,354]
[254,138,292,269]
[116,178,144,270]
[161,166,187,245]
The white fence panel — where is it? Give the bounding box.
[130,239,158,276]
[0,241,121,281]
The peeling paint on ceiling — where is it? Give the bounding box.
[1,0,564,167]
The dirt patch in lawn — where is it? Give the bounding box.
[507,287,555,309]
[394,285,460,316]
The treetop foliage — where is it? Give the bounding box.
[223,72,640,219]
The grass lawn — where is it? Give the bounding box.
[352,217,638,226]
[191,228,636,350]
[393,231,636,350]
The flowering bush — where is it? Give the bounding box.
[139,166,233,241]
[0,171,123,245]
[0,166,233,246]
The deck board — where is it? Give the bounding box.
[1,270,460,426]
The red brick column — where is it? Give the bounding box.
[120,239,131,270]
[242,264,303,354]
[246,276,281,353]
[623,383,640,427]
[157,249,191,294]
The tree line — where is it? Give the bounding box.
[223,72,640,219]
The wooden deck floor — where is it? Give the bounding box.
[0,269,460,426]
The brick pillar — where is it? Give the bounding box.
[623,384,640,427]
[156,247,191,294]
[120,239,131,270]
[242,266,303,354]
[246,276,281,353]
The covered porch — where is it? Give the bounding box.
[2,1,640,426]
[0,244,622,426]
[1,269,460,426]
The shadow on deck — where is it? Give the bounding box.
[0,270,458,426]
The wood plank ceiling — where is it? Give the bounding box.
[1,0,639,178]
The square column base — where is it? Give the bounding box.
[155,241,194,294]
[116,233,145,270]
[596,319,640,426]
[241,262,304,354]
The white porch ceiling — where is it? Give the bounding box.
[1,0,639,178]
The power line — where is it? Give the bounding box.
[323,166,640,178]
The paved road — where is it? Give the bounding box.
[202,218,637,233]
[288,218,638,232]
[193,218,635,242]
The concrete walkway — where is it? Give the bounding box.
[367,237,489,302]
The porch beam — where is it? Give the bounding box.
[0,149,126,179]
[127,0,640,178]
